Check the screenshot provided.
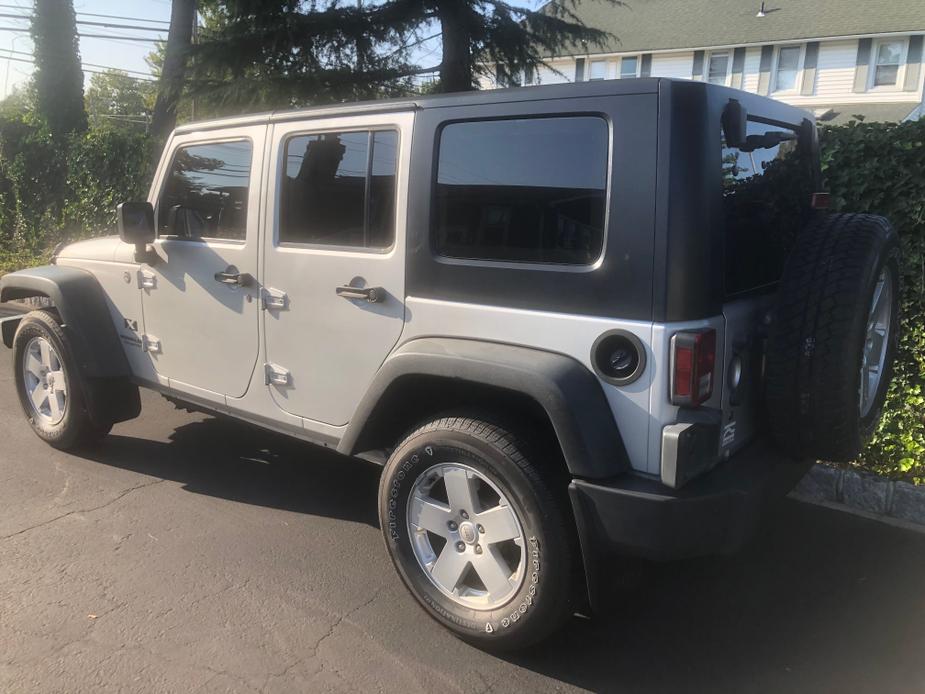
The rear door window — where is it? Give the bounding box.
[433,116,609,265]
[280,130,398,249]
[722,120,814,295]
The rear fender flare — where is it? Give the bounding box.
[339,337,630,479]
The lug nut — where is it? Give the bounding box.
[447,521,458,531]
[460,510,469,520]
[475,544,482,554]
[477,524,484,534]
[456,542,466,552]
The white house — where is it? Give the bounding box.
[483,0,925,124]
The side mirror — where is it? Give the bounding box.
[722,99,748,148]
[116,202,158,265]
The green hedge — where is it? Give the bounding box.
[0,113,151,273]
[821,117,925,483]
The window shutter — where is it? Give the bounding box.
[904,35,923,92]
[640,53,652,78]
[575,58,586,82]
[692,50,705,80]
[853,38,873,93]
[730,47,746,89]
[801,42,819,95]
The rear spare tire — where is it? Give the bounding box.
[766,213,900,461]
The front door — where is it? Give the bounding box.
[141,126,266,399]
[262,113,412,426]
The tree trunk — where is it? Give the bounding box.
[32,0,87,137]
[436,1,473,92]
[151,0,197,140]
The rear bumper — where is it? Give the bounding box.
[568,440,809,606]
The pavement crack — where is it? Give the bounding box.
[312,584,388,657]
[0,478,166,541]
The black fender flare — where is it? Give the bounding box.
[1,265,131,379]
[338,337,630,479]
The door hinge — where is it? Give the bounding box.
[138,270,157,290]
[262,288,288,311]
[265,363,291,386]
[142,335,162,354]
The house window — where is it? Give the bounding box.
[589,60,608,81]
[620,56,639,79]
[872,39,904,87]
[773,45,802,92]
[707,51,730,85]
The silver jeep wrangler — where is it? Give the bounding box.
[0,79,900,649]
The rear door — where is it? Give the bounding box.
[262,112,412,426]
[720,117,814,454]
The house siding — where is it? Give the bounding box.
[482,31,924,122]
[742,47,762,92]
[535,64,570,85]
[650,52,694,79]
[815,40,861,98]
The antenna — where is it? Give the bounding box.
[756,2,767,17]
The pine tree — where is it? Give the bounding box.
[427,0,620,92]
[187,0,616,110]
[31,0,87,137]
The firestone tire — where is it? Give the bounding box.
[765,213,900,461]
[12,309,111,450]
[378,416,577,650]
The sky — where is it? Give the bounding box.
[1,0,173,99]
[0,0,541,100]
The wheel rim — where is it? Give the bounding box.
[859,267,893,418]
[22,337,68,426]
[406,463,526,611]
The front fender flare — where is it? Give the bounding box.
[0,265,130,379]
[339,337,630,479]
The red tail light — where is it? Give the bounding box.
[670,329,716,406]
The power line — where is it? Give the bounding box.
[0,53,155,81]
[0,13,166,33]
[74,11,169,26]
[0,26,165,42]
[0,25,162,43]
[75,20,166,33]
[0,4,170,25]
[76,33,162,43]
[3,48,152,77]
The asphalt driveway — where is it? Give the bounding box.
[1,350,924,692]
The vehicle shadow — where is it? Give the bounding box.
[75,416,925,692]
[506,500,925,692]
[77,416,381,528]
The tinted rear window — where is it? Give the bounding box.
[722,120,814,295]
[280,130,397,248]
[433,116,608,265]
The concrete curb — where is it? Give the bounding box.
[789,464,925,528]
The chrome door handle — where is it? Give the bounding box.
[336,285,383,303]
[214,266,253,287]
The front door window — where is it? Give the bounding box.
[158,140,253,241]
